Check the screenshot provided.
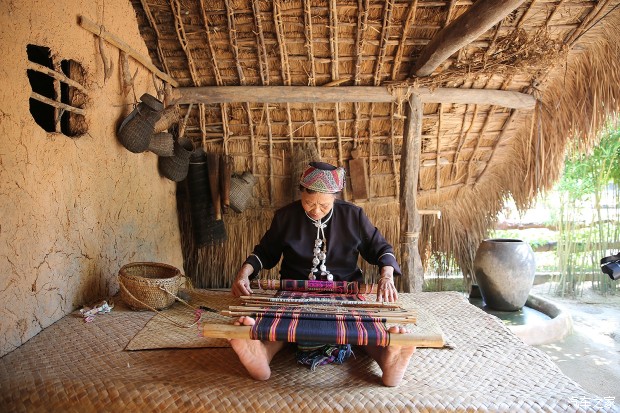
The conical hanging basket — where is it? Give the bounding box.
[158,137,194,182]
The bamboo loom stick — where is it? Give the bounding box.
[251,280,379,294]
[201,324,445,347]
[240,296,401,309]
[228,305,416,317]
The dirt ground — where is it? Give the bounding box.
[531,282,620,407]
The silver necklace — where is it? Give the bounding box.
[305,208,333,281]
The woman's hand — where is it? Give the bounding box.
[232,263,254,297]
[377,266,398,303]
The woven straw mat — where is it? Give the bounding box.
[125,289,445,351]
[0,291,614,413]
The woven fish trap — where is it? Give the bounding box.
[118,262,182,311]
[148,132,174,157]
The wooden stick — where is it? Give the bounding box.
[201,324,445,347]
[30,92,86,115]
[229,305,416,317]
[78,15,178,87]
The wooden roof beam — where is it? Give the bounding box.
[410,0,526,77]
[168,86,536,109]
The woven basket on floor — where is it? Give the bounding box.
[118,262,182,311]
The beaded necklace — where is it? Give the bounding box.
[305,208,334,281]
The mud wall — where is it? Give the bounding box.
[0,1,183,357]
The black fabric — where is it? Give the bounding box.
[244,199,401,281]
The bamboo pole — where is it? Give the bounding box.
[78,15,178,87]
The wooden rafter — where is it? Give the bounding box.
[170,0,199,85]
[391,0,418,80]
[199,0,223,85]
[475,109,519,185]
[303,0,317,86]
[373,0,394,86]
[354,0,369,86]
[139,0,171,76]
[411,0,527,77]
[329,0,339,81]
[252,0,269,85]
[566,0,614,46]
[224,0,246,85]
[168,86,537,109]
[273,0,291,86]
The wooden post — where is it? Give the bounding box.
[399,94,424,293]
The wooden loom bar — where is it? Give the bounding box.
[78,15,178,87]
[167,86,536,109]
[411,0,527,77]
[202,324,445,347]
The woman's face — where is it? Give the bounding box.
[301,191,336,220]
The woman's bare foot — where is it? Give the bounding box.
[228,316,284,381]
[364,325,417,387]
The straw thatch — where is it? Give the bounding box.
[130,0,620,289]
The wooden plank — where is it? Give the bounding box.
[349,148,369,200]
[399,94,424,293]
[411,0,527,77]
[78,15,179,87]
[168,86,536,109]
[201,324,445,347]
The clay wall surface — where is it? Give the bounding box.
[0,0,183,357]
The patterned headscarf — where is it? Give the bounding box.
[299,162,345,194]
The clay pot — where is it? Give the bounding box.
[473,239,536,311]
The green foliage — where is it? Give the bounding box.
[552,123,620,296]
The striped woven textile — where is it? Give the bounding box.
[279,280,359,294]
[249,310,389,346]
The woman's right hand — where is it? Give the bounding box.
[232,263,254,297]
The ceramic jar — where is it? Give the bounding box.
[473,238,536,311]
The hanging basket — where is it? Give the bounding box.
[229,171,257,213]
[117,95,163,153]
[118,262,182,311]
[158,137,194,181]
[148,132,174,157]
[154,105,180,133]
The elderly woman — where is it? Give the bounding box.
[231,162,415,387]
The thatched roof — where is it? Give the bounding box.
[128,0,620,288]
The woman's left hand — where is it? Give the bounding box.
[377,266,398,302]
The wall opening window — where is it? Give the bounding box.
[26,44,88,137]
